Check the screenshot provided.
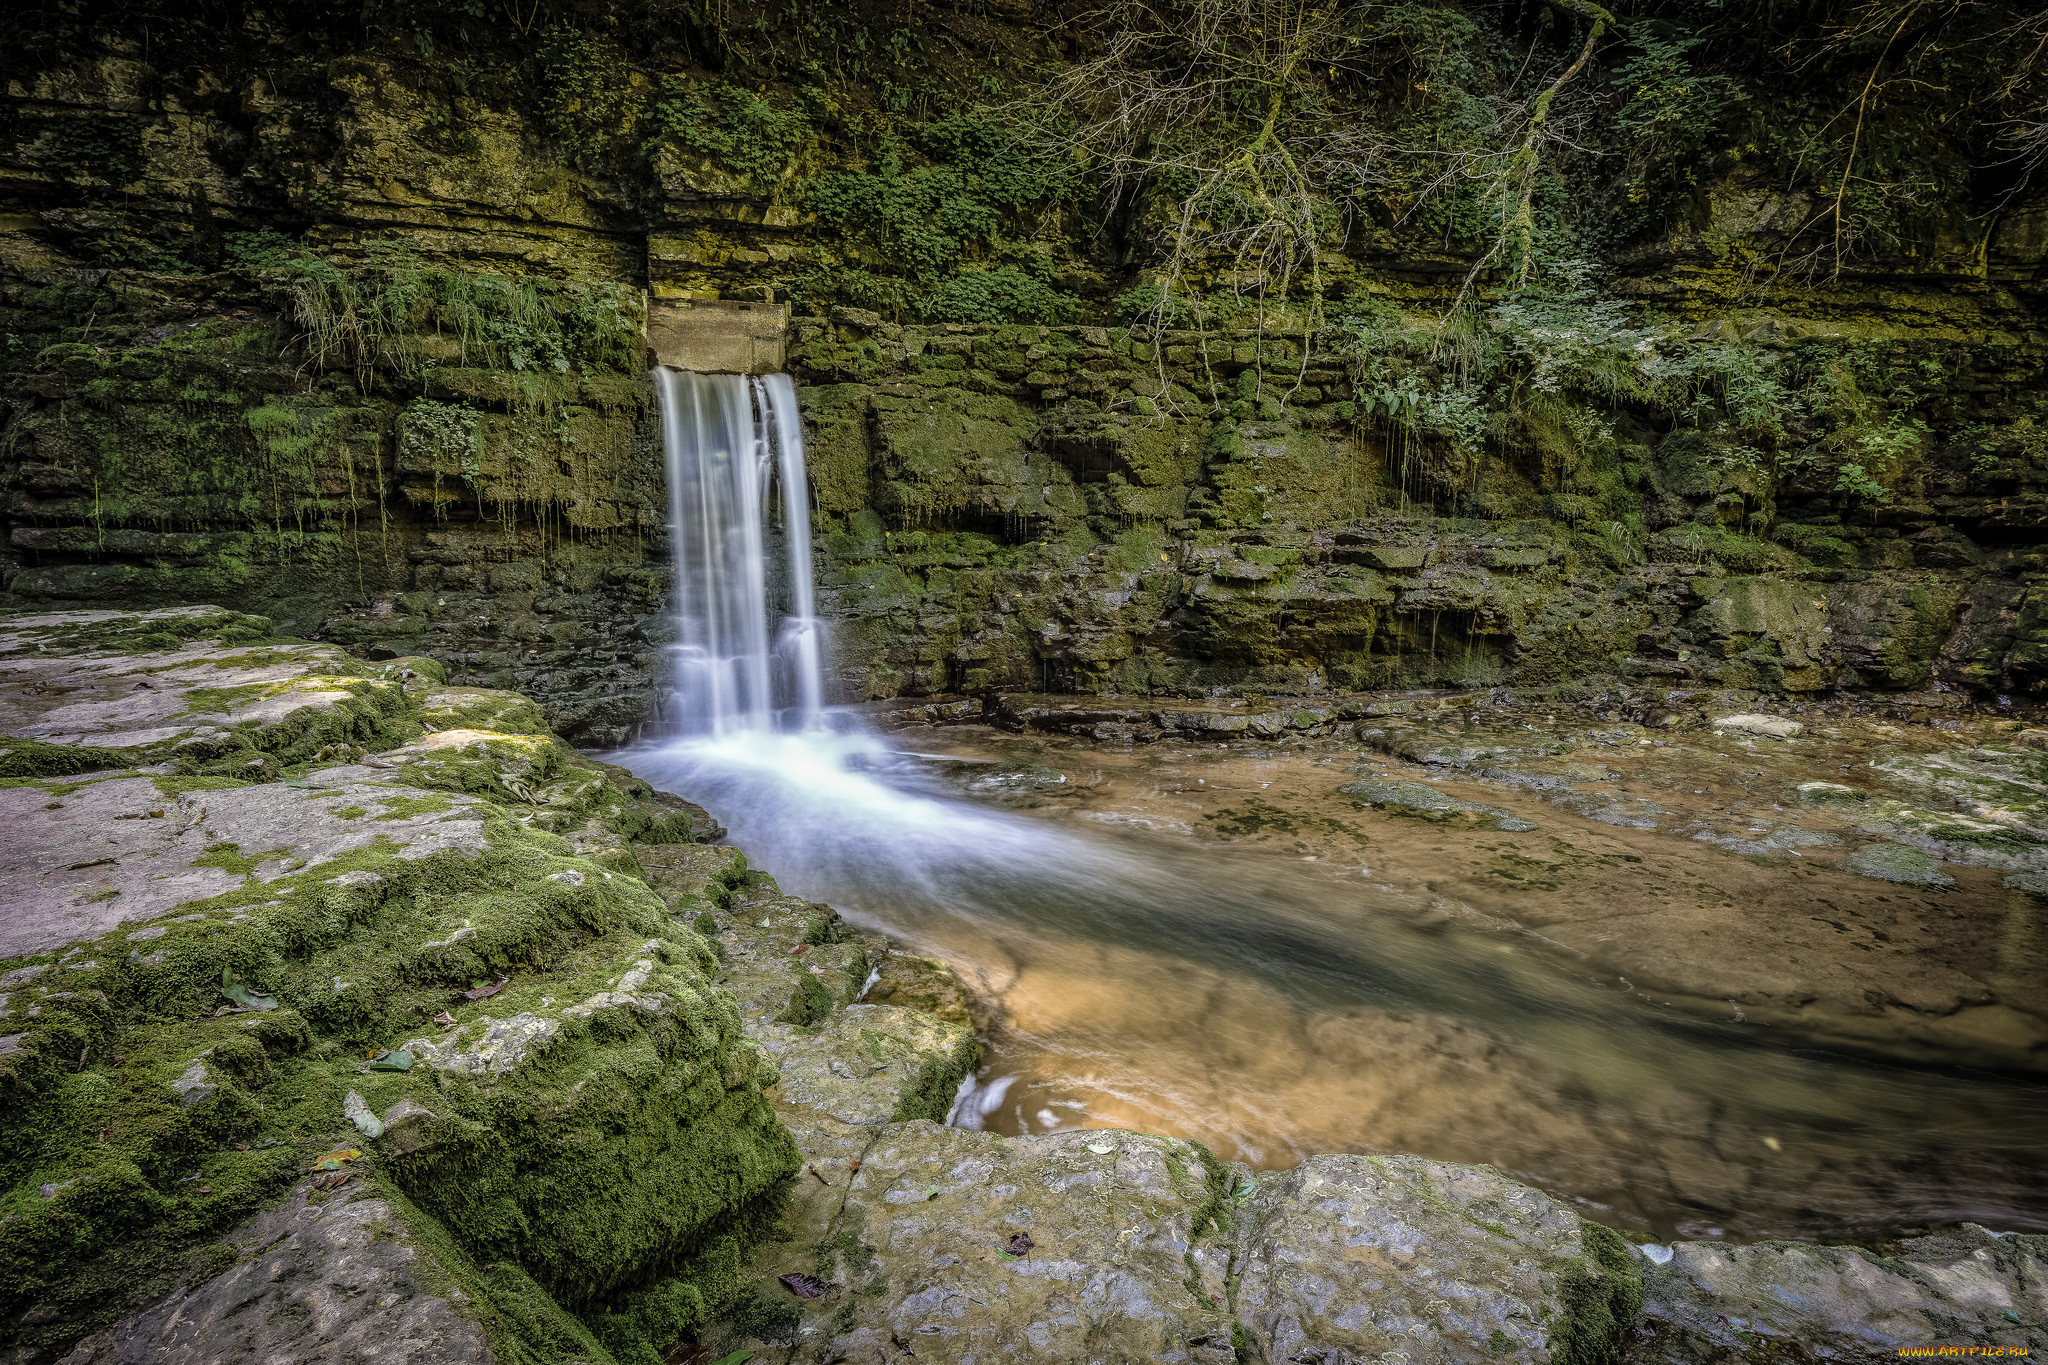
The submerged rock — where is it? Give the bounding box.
[1846,841,1957,885]
[1796,779,1870,807]
[1712,714,1805,739]
[1341,778,1540,832]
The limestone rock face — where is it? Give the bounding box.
[1234,1154,1641,1365]
[814,1125,1239,1365]
[55,1184,491,1365]
[763,1002,977,1126]
[0,771,490,958]
[1634,1225,2048,1362]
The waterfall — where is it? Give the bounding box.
[653,368,825,736]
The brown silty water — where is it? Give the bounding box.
[621,697,2048,1245]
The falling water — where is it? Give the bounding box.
[653,368,824,735]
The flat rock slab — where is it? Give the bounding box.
[758,1122,1238,1365]
[1712,715,1804,739]
[0,607,412,755]
[1634,1225,2048,1361]
[56,1182,490,1365]
[0,771,487,957]
[760,1002,977,1126]
[1235,1153,1639,1365]
[1845,840,1956,885]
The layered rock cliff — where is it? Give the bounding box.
[2,0,2046,736]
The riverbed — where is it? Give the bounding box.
[619,699,2048,1244]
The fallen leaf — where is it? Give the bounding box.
[432,1010,458,1031]
[312,1172,350,1190]
[197,1184,212,1194]
[787,945,807,956]
[220,967,278,1012]
[463,975,509,1001]
[234,1143,250,1151]
[1007,1233,1034,1256]
[344,1090,384,1138]
[313,1148,362,1171]
[777,1273,829,1299]
[366,1048,414,1072]
[1086,1143,1114,1155]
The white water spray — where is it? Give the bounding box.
[652,368,825,736]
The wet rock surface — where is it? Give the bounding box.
[1236,1154,1640,1365]
[1631,1224,2048,1362]
[55,1183,492,1365]
[779,1124,1240,1365]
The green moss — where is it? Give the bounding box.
[776,970,835,1028]
[886,1031,979,1125]
[150,775,254,796]
[0,738,141,779]
[371,794,454,821]
[380,1183,615,1365]
[587,1195,788,1365]
[180,684,277,715]
[1549,1220,1644,1365]
[191,842,292,877]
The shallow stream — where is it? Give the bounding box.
[620,707,2048,1244]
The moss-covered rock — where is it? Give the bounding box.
[0,609,794,1363]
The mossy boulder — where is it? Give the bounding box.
[0,609,797,1363]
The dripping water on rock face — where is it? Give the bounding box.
[651,367,823,736]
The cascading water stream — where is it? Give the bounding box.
[652,368,825,735]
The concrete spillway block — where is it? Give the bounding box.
[645,298,787,373]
